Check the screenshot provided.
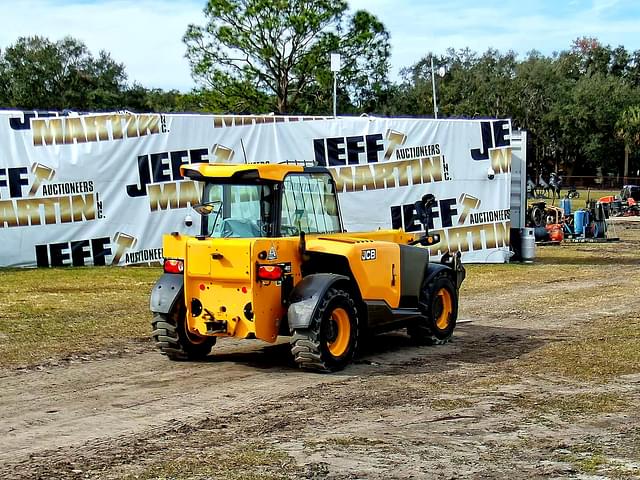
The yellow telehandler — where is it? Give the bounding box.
[151,163,465,371]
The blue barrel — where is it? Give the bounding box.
[574,209,589,235]
[560,197,572,216]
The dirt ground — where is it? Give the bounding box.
[1,222,639,479]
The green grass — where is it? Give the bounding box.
[0,221,638,372]
[462,243,640,383]
[568,189,619,210]
[0,266,159,367]
[556,451,609,475]
[125,442,300,480]
[528,189,619,211]
[519,314,640,381]
[577,454,608,473]
[553,434,640,478]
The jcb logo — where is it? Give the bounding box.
[361,249,377,261]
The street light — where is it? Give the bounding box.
[330,53,341,117]
[430,56,446,119]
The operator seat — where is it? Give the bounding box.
[220,218,261,238]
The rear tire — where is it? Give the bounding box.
[152,304,215,361]
[290,288,359,372]
[408,275,458,346]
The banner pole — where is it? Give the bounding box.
[431,56,438,119]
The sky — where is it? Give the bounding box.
[1,0,639,92]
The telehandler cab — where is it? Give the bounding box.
[150,163,465,372]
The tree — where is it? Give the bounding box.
[0,36,129,110]
[392,38,640,179]
[392,48,518,119]
[121,84,193,113]
[616,106,640,181]
[183,0,390,114]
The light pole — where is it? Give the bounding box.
[330,53,341,117]
[430,56,446,119]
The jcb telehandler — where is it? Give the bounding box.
[150,163,465,372]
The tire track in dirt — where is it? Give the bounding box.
[0,341,350,467]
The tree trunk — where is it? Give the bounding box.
[624,145,629,185]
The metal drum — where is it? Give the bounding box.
[520,227,536,262]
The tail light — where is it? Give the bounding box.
[257,264,283,281]
[164,259,184,274]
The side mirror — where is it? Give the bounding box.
[194,203,214,216]
[193,200,221,216]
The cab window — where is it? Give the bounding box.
[281,173,341,235]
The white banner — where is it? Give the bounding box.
[0,111,513,267]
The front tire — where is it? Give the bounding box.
[152,304,215,361]
[290,288,359,372]
[408,275,458,345]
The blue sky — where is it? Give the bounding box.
[1,0,639,91]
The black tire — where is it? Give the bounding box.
[408,275,458,345]
[290,287,359,372]
[530,206,545,227]
[151,304,215,361]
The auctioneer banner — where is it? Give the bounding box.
[0,111,512,267]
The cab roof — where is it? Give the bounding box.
[181,163,328,182]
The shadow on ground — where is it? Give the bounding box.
[200,323,551,377]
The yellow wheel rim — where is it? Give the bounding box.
[435,288,453,330]
[327,308,351,357]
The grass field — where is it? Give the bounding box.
[1,219,639,479]
[1,218,638,376]
[527,188,619,210]
[0,266,158,366]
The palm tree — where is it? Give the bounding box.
[616,106,640,183]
